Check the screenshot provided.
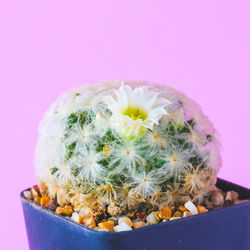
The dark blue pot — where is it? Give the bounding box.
[21,179,250,250]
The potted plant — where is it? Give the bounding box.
[21,81,250,250]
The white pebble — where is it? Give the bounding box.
[23,190,32,200]
[71,212,81,223]
[114,222,132,232]
[184,201,198,215]
[146,212,160,224]
[118,216,133,227]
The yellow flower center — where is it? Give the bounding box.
[123,106,148,121]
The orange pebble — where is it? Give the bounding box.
[40,196,51,208]
[132,221,146,229]
[197,205,208,214]
[178,205,188,212]
[56,205,73,216]
[84,217,96,229]
[183,211,192,217]
[157,208,172,220]
[34,196,41,205]
[98,221,115,232]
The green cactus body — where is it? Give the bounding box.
[35,81,221,210]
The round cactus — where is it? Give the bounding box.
[35,81,221,211]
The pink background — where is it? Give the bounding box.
[1,0,249,249]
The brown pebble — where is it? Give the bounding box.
[136,212,146,221]
[231,191,239,202]
[47,199,58,211]
[205,190,224,209]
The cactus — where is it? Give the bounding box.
[35,81,221,211]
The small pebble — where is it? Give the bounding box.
[178,205,187,212]
[184,201,198,215]
[40,196,51,207]
[56,205,73,216]
[225,191,234,206]
[146,212,160,224]
[132,221,146,229]
[197,205,208,214]
[23,190,32,200]
[118,217,133,227]
[183,211,193,217]
[83,217,96,229]
[114,222,132,232]
[231,191,239,202]
[71,212,81,223]
[34,196,41,204]
[225,191,232,201]
[31,186,41,198]
[156,208,172,220]
[205,190,224,209]
[98,221,115,232]
[47,199,58,211]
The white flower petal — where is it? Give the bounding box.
[102,84,171,137]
